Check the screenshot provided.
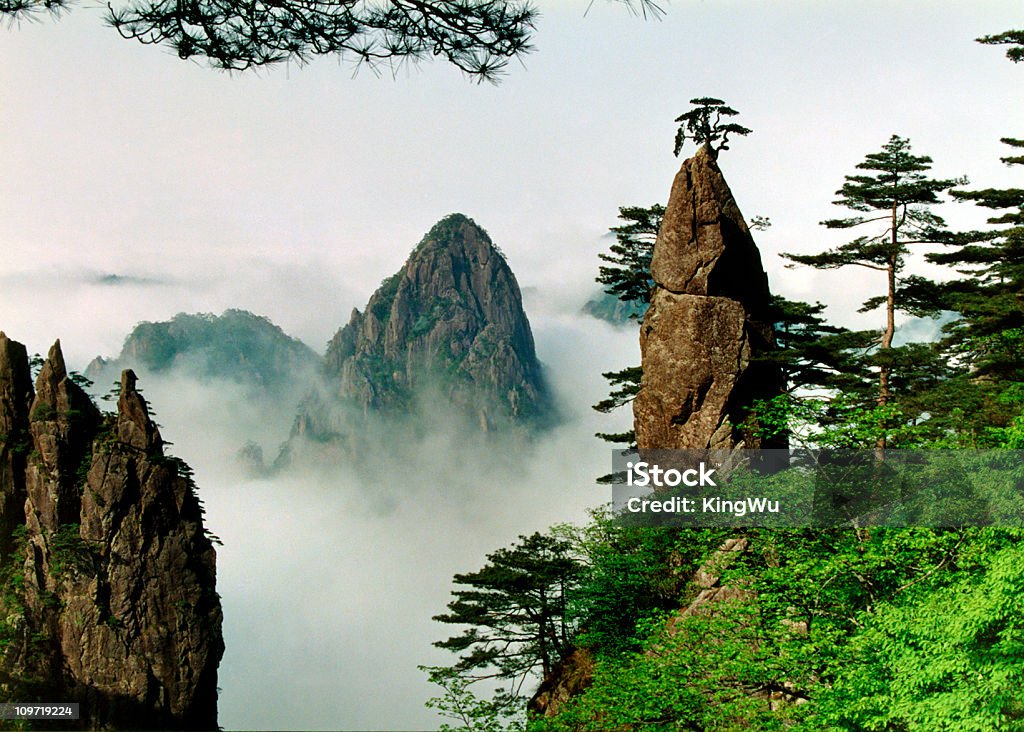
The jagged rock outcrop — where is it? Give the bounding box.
[0,334,32,557]
[634,144,782,451]
[316,213,549,432]
[530,147,784,720]
[0,333,223,730]
[663,536,752,630]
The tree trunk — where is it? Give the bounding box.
[876,204,899,456]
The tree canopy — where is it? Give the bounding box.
[673,97,751,156]
[782,135,965,448]
[432,532,582,687]
[2,0,662,81]
[978,28,1024,63]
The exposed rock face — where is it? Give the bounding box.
[318,213,549,430]
[0,334,32,557]
[664,536,752,630]
[634,144,782,451]
[530,148,783,720]
[0,334,223,730]
[527,647,595,718]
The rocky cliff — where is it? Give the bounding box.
[315,213,549,432]
[633,144,782,450]
[0,333,223,730]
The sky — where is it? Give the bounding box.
[1,1,1022,729]
[2,1,1021,363]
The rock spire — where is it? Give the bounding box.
[0,333,223,730]
[633,145,782,451]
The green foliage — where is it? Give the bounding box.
[591,367,642,416]
[782,136,966,447]
[592,204,664,451]
[3,0,538,81]
[68,371,94,389]
[978,29,1024,63]
[460,35,1024,732]
[48,524,95,580]
[595,205,663,314]
[27,353,43,380]
[421,666,525,732]
[29,402,56,422]
[370,273,404,324]
[568,517,725,657]
[673,97,751,156]
[0,526,34,691]
[433,532,582,683]
[761,295,867,395]
[75,448,93,489]
[530,599,796,732]
[810,540,1024,730]
[114,310,319,395]
[411,297,457,337]
[930,136,1024,384]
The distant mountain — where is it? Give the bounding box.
[582,289,647,326]
[296,214,550,442]
[87,309,320,397]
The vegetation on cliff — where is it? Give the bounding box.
[89,309,320,398]
[428,38,1024,729]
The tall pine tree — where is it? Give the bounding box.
[783,135,965,448]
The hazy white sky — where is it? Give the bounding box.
[1,3,1022,729]
[2,1,1021,366]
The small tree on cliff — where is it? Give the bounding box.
[596,204,664,312]
[433,532,582,688]
[594,105,753,451]
[782,135,965,448]
[673,97,751,156]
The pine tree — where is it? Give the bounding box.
[673,97,752,157]
[917,37,1024,443]
[930,137,1024,383]
[977,28,1024,63]
[592,205,664,451]
[3,0,662,80]
[595,205,664,315]
[433,533,581,685]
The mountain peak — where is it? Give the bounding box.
[0,334,223,728]
[318,214,548,430]
[413,212,503,261]
[89,309,320,398]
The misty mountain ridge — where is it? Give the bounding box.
[80,215,555,474]
[323,214,548,422]
[583,288,648,326]
[86,309,320,400]
[282,213,554,467]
